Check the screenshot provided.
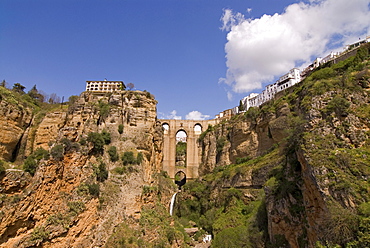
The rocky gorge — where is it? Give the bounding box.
[0,43,369,247]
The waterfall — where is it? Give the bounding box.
[169,192,177,216]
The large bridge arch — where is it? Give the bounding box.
[159,119,218,179]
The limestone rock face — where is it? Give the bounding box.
[197,68,370,247]
[0,99,33,161]
[32,112,68,151]
[199,107,289,175]
[0,90,164,247]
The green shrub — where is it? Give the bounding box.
[216,137,226,154]
[310,67,336,81]
[213,226,249,248]
[122,151,136,165]
[23,157,37,176]
[87,183,100,197]
[113,166,126,175]
[67,201,86,215]
[176,141,186,156]
[46,213,70,229]
[245,107,259,122]
[79,137,87,146]
[32,147,50,161]
[68,95,79,104]
[51,144,64,160]
[77,183,89,196]
[101,129,111,144]
[95,161,108,182]
[108,146,119,162]
[60,138,80,152]
[87,132,105,154]
[30,226,49,242]
[23,147,51,175]
[326,96,350,117]
[359,202,370,217]
[98,100,110,121]
[0,160,5,174]
[136,152,144,164]
[235,156,251,164]
[118,124,124,134]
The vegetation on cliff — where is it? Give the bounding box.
[0,88,172,247]
[0,43,369,248]
[174,43,370,247]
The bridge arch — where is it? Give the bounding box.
[194,123,202,134]
[162,123,170,134]
[159,119,218,179]
[174,171,186,189]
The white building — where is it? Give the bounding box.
[242,93,259,111]
[241,68,301,111]
[86,80,126,92]
[236,38,370,114]
[276,68,301,92]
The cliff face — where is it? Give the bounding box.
[0,90,169,247]
[187,45,370,247]
[199,102,288,175]
[1,44,369,248]
[0,88,33,161]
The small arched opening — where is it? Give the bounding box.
[162,123,169,134]
[174,171,186,189]
[194,123,202,135]
[176,130,187,168]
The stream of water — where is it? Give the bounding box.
[169,192,177,216]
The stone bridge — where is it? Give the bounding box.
[158,119,218,179]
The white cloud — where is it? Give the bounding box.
[220,0,370,95]
[185,111,210,120]
[226,91,233,101]
[159,110,182,120]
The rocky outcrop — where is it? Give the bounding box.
[199,106,289,175]
[0,89,166,247]
[0,95,33,161]
[196,60,370,247]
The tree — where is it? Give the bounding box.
[23,157,37,176]
[101,129,111,144]
[22,148,50,176]
[122,151,136,165]
[28,85,44,103]
[0,80,7,88]
[87,132,105,154]
[97,100,110,124]
[68,95,79,105]
[95,161,108,182]
[51,144,64,161]
[127,83,135,90]
[238,100,245,112]
[49,93,61,104]
[108,146,119,162]
[119,82,126,90]
[326,96,350,117]
[12,83,26,94]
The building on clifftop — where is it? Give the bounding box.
[85,79,126,93]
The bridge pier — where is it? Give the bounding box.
[159,119,217,179]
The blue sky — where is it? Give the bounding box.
[1,0,369,120]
